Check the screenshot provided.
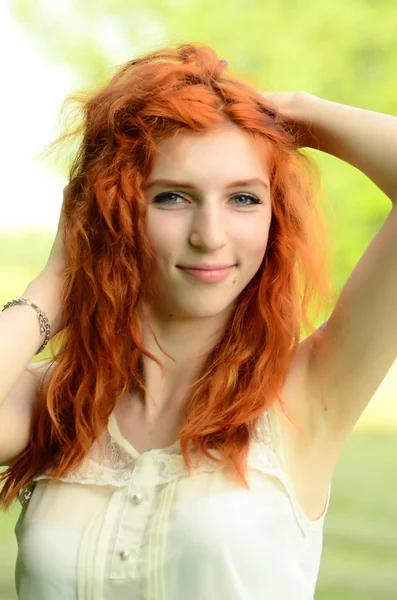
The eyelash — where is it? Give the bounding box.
[153,192,263,206]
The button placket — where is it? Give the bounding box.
[110,453,158,580]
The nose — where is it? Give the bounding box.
[189,201,229,251]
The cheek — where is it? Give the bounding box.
[236,221,271,261]
[145,215,182,259]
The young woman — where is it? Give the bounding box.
[0,43,396,600]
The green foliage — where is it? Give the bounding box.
[10,0,397,108]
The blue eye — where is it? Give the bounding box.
[232,194,262,206]
[153,192,262,206]
[153,193,184,204]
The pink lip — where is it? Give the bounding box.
[179,263,235,270]
[178,265,235,283]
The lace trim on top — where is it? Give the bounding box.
[18,411,272,503]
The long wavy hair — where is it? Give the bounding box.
[0,43,334,510]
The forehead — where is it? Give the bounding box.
[150,123,270,182]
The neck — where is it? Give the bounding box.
[136,305,233,422]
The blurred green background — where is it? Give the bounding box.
[1,0,396,598]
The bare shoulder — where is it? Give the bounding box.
[0,360,57,467]
[2,360,56,416]
[26,360,57,387]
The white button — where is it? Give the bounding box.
[119,550,130,561]
[132,492,143,504]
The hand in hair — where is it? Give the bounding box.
[261,91,319,149]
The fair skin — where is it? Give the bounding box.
[130,122,272,425]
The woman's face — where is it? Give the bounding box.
[143,122,273,320]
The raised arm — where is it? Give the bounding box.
[266,91,397,440]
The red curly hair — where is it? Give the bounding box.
[0,43,334,511]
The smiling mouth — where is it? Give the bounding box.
[177,265,236,283]
[177,265,237,270]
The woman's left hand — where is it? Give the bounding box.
[260,91,319,149]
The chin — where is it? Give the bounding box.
[187,295,239,317]
[157,298,236,320]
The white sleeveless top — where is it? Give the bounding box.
[14,405,331,600]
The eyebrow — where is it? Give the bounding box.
[144,177,269,191]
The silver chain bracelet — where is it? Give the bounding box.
[1,297,51,355]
